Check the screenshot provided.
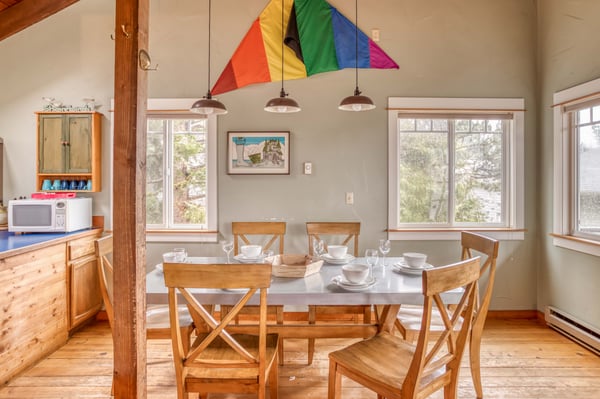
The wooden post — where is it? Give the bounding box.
[112,0,149,398]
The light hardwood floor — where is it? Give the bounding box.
[1,318,599,398]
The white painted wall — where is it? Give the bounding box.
[0,0,541,313]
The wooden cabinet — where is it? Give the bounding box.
[67,232,103,331]
[36,112,102,192]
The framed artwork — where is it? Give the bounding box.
[227,131,290,175]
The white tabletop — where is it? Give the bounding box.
[146,256,462,306]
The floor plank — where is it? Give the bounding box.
[0,318,599,398]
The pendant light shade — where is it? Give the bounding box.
[190,0,227,115]
[265,0,301,113]
[339,0,375,112]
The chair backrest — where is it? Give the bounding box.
[306,222,360,257]
[232,221,286,255]
[162,262,273,391]
[95,235,114,330]
[460,231,499,330]
[403,257,480,398]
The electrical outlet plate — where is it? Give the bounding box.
[303,162,312,174]
[345,192,354,205]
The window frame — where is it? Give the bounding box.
[387,97,525,241]
[110,98,218,243]
[553,79,600,256]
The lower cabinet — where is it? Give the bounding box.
[67,232,103,331]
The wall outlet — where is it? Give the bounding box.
[372,29,380,42]
[345,192,354,205]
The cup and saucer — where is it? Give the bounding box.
[331,264,376,291]
[321,245,355,264]
[392,253,433,276]
[233,254,266,263]
[234,244,265,263]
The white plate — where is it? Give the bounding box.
[234,254,266,263]
[396,258,433,270]
[321,254,356,265]
[331,275,376,291]
[155,263,163,273]
[392,263,434,275]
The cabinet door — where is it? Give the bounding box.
[38,114,65,173]
[69,255,102,330]
[66,115,93,173]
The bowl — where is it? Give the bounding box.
[327,245,348,259]
[342,264,370,284]
[403,252,427,268]
[162,252,177,263]
[241,245,262,258]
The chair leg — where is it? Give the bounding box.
[308,305,316,365]
[269,352,279,399]
[328,359,342,399]
[470,329,484,398]
[277,306,285,365]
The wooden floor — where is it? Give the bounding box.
[1,318,599,398]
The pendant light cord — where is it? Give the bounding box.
[206,0,212,97]
[280,0,285,95]
[354,0,359,93]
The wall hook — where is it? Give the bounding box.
[139,49,159,71]
[110,25,131,40]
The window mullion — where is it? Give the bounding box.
[448,121,456,226]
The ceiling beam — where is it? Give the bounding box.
[0,0,79,41]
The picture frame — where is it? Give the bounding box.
[227,131,290,175]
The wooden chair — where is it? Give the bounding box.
[306,222,371,365]
[95,235,194,394]
[163,262,279,399]
[328,257,480,399]
[226,221,285,363]
[395,231,499,399]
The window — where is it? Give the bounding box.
[388,97,524,241]
[110,99,218,242]
[553,79,600,256]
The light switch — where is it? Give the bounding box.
[303,162,312,175]
[372,29,380,42]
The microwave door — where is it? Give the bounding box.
[12,204,53,229]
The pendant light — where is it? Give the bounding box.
[265,0,301,113]
[338,0,375,112]
[190,0,227,115]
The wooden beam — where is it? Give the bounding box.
[0,0,79,41]
[112,0,148,398]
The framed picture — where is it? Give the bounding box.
[227,131,290,175]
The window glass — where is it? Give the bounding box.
[574,112,600,238]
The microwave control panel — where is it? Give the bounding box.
[55,201,66,227]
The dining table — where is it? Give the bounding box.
[146,256,463,339]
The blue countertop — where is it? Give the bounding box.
[0,229,95,253]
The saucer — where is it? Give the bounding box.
[321,254,356,265]
[392,263,433,276]
[234,254,266,264]
[397,258,433,270]
[331,275,376,291]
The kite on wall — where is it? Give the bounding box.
[211,0,399,95]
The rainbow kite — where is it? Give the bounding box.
[211,0,399,95]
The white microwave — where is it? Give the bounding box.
[8,197,92,233]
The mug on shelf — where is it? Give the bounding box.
[52,179,62,190]
[41,179,52,190]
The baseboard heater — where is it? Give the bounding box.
[545,306,600,356]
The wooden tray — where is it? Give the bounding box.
[271,254,323,278]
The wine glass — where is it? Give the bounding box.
[312,238,325,261]
[364,249,379,280]
[221,240,233,264]
[378,239,391,266]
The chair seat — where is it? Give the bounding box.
[186,333,279,380]
[329,332,445,395]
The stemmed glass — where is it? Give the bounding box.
[312,238,325,261]
[221,239,233,264]
[378,239,391,266]
[365,249,379,281]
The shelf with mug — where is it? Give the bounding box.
[37,174,99,192]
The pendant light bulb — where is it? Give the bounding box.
[190,0,228,115]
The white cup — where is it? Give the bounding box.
[327,245,348,259]
[241,245,262,258]
[342,264,369,284]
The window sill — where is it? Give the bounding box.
[146,230,218,243]
[550,233,600,257]
[388,228,525,241]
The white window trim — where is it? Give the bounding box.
[110,98,218,243]
[553,79,600,256]
[387,97,525,241]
